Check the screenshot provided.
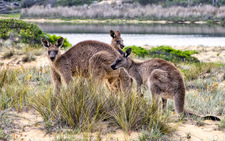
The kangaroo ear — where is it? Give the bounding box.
[41,38,51,48]
[110,30,116,38]
[55,37,64,48]
[116,31,121,36]
[125,48,132,58]
[118,48,124,55]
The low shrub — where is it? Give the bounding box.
[31,77,172,136]
[0,19,44,45]
[124,46,149,57]
[0,19,72,48]
[124,46,199,63]
[45,34,72,49]
[149,46,199,63]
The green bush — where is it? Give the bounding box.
[123,46,149,57]
[0,19,72,48]
[0,19,44,45]
[46,34,72,49]
[149,46,199,63]
[124,45,199,63]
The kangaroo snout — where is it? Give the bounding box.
[111,64,117,70]
[50,57,55,61]
[120,44,124,49]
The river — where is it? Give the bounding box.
[36,22,225,47]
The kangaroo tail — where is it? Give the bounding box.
[202,116,220,121]
[184,109,220,121]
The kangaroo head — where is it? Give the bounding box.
[111,48,132,70]
[41,37,64,62]
[110,30,124,51]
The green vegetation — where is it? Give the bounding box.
[32,77,172,135]
[0,19,72,48]
[46,34,72,49]
[0,19,44,45]
[181,63,221,80]
[149,46,199,63]
[0,67,172,139]
[124,45,149,57]
[0,13,20,18]
[124,45,199,63]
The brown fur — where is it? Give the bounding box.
[110,30,125,51]
[112,49,185,114]
[111,48,221,121]
[41,32,132,95]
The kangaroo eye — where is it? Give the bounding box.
[117,59,122,63]
[48,51,51,55]
[116,41,120,44]
[55,50,58,54]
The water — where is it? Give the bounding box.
[36,22,225,47]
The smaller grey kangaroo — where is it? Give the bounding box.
[111,48,220,121]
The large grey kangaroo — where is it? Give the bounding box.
[41,31,132,95]
[111,48,220,121]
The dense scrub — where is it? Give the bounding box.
[4,0,225,7]
[20,4,225,23]
[0,19,72,48]
[0,19,44,44]
[123,45,199,63]
[136,0,224,6]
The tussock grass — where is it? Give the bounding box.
[21,4,225,22]
[31,76,172,138]
[2,49,14,59]
[181,62,221,81]
[0,109,13,140]
[22,53,36,62]
[0,67,51,111]
[0,44,44,64]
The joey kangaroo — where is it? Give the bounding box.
[41,32,132,95]
[111,48,220,121]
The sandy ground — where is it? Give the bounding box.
[8,110,141,141]
[1,46,225,140]
[7,110,225,141]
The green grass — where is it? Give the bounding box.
[0,13,21,19]
[124,45,199,63]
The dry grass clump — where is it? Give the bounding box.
[31,77,172,139]
[21,4,225,22]
[22,53,36,62]
[2,50,14,59]
[180,63,225,116]
[181,62,221,81]
[0,67,51,111]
